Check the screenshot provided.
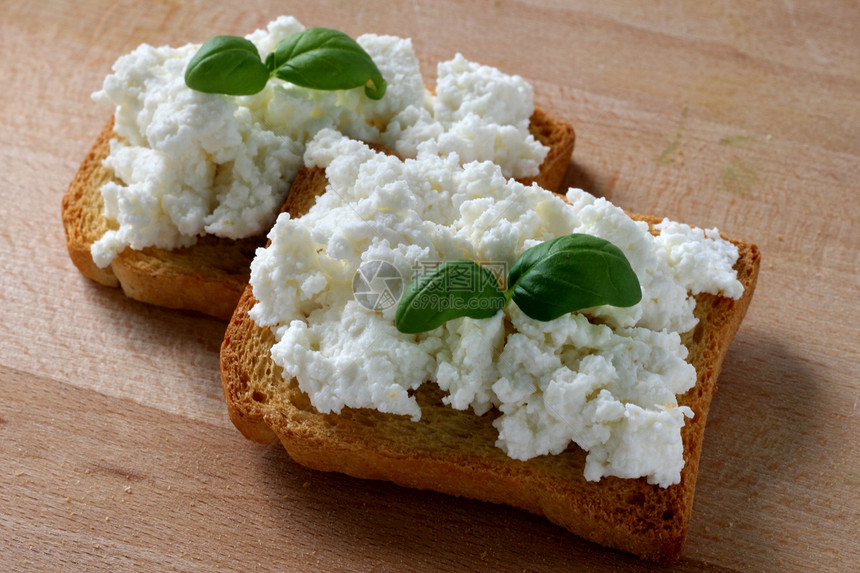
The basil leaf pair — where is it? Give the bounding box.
[394,234,642,333]
[185,28,387,99]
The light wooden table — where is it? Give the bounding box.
[2,1,857,571]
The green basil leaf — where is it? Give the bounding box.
[395,260,506,334]
[507,234,642,322]
[185,35,270,95]
[270,28,387,100]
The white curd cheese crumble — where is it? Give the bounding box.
[248,129,744,487]
[90,16,546,267]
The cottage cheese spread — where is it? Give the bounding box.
[90,16,547,267]
[249,129,744,487]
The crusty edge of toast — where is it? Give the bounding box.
[61,107,574,320]
[525,106,576,191]
[219,167,761,564]
[61,118,122,289]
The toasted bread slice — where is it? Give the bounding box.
[61,109,575,320]
[219,164,761,564]
[60,117,267,320]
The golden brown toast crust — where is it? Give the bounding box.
[62,108,574,319]
[219,166,761,564]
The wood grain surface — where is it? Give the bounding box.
[2,1,858,571]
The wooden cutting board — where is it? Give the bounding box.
[1,1,857,571]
